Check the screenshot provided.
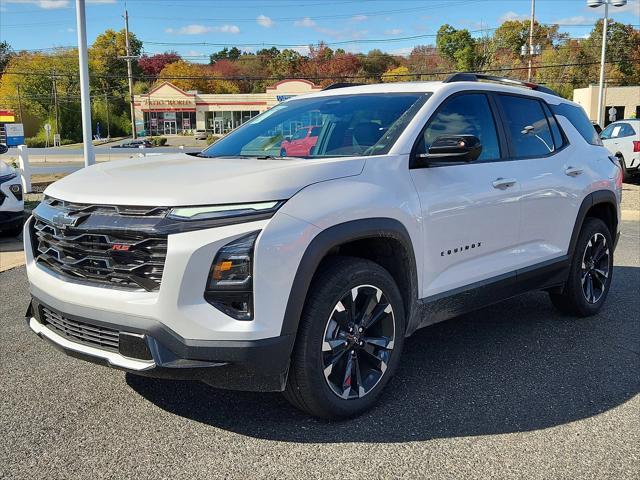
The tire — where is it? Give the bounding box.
[0,219,22,237]
[284,256,406,419]
[549,218,613,317]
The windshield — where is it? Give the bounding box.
[200,93,430,158]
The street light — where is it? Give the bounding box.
[587,0,627,127]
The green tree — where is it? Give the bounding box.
[436,24,478,71]
[0,41,14,76]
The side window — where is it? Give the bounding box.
[550,103,602,146]
[542,102,565,149]
[618,123,635,138]
[498,95,555,158]
[417,93,501,162]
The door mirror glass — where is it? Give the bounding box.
[418,135,482,164]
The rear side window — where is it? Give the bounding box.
[497,95,556,158]
[550,103,602,146]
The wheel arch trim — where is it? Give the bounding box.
[279,217,418,337]
[568,189,619,258]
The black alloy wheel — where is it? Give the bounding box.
[321,284,395,400]
[580,232,610,304]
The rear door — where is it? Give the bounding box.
[410,92,523,298]
[495,94,585,266]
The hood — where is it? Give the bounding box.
[45,153,365,206]
[0,160,17,178]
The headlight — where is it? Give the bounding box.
[168,201,283,221]
[204,231,259,321]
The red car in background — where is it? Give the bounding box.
[280,126,321,156]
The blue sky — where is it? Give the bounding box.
[1,0,638,61]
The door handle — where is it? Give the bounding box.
[565,166,584,177]
[492,177,517,189]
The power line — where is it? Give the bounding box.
[0,59,625,82]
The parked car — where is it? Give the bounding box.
[280,126,321,156]
[0,144,24,237]
[194,130,208,140]
[24,75,622,418]
[600,119,640,181]
[112,139,153,149]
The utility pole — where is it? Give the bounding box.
[527,0,536,82]
[75,0,95,166]
[123,8,137,139]
[52,69,60,138]
[16,84,25,124]
[104,90,111,139]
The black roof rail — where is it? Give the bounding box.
[321,82,364,91]
[443,73,560,97]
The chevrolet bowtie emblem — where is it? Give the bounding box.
[51,212,79,229]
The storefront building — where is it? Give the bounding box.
[133,79,322,137]
[573,85,640,126]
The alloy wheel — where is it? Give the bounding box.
[321,284,396,400]
[581,232,610,304]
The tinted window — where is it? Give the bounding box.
[601,122,636,139]
[291,128,308,140]
[201,93,430,158]
[542,102,565,149]
[417,93,501,162]
[498,95,555,158]
[551,102,602,146]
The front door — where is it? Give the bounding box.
[410,92,522,298]
[163,121,176,135]
[213,119,224,135]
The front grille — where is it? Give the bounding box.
[41,307,120,352]
[31,199,169,291]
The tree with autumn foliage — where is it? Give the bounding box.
[157,61,240,94]
[139,52,182,78]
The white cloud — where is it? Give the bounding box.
[499,11,529,22]
[552,16,593,25]
[294,17,316,28]
[214,24,240,34]
[350,14,368,22]
[3,0,70,9]
[384,28,403,35]
[166,24,212,35]
[66,27,74,32]
[257,15,274,28]
[165,24,239,35]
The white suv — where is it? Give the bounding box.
[0,144,24,237]
[600,119,640,181]
[24,75,622,418]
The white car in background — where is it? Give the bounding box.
[600,119,640,181]
[0,144,25,237]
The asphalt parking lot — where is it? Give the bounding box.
[1,207,638,479]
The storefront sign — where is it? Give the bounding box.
[5,123,24,146]
[0,110,15,122]
[150,117,157,127]
[182,118,191,128]
[276,95,296,102]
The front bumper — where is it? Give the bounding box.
[27,297,294,391]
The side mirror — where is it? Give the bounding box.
[0,144,8,155]
[416,135,482,166]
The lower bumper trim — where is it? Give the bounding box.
[29,317,156,371]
